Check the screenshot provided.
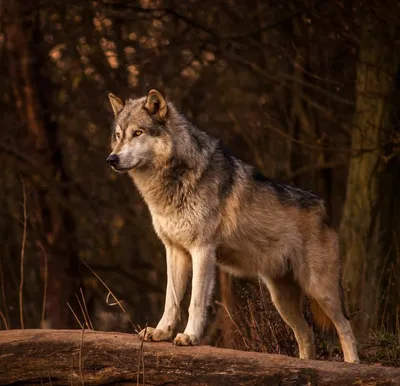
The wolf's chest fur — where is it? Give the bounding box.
[153,210,200,247]
[147,194,217,249]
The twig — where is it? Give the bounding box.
[0,309,9,330]
[19,179,28,329]
[82,261,126,312]
[79,326,85,385]
[67,302,83,329]
[142,333,145,386]
[106,291,124,306]
[80,288,94,330]
[288,161,346,179]
[37,241,48,328]
[137,324,147,386]
[226,51,356,106]
[88,263,161,294]
[82,261,137,332]
[75,294,91,331]
[0,257,9,329]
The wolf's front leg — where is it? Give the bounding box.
[139,245,190,342]
[173,246,216,346]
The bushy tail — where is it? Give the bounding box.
[309,299,334,332]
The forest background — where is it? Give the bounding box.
[1,0,399,365]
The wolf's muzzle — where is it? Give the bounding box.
[106,154,120,167]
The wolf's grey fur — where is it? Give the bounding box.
[106,90,359,363]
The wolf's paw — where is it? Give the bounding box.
[172,333,199,346]
[345,357,360,364]
[138,327,172,342]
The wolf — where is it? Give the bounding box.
[106,89,360,363]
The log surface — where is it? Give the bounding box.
[0,329,399,385]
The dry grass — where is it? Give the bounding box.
[209,279,400,366]
[75,288,94,331]
[210,280,297,357]
[359,330,400,367]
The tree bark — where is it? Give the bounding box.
[340,6,400,332]
[0,329,399,385]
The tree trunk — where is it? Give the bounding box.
[340,7,400,332]
[1,329,399,385]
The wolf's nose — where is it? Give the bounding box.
[106,154,119,167]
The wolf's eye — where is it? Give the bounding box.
[133,130,143,137]
[115,132,121,141]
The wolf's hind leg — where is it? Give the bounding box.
[305,228,360,363]
[139,245,190,342]
[307,276,359,363]
[262,275,315,360]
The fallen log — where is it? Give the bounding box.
[0,329,399,385]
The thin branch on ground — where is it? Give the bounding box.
[79,326,85,386]
[67,302,83,329]
[19,179,28,329]
[37,241,48,328]
[0,257,9,329]
[82,261,138,333]
[137,324,147,386]
[80,288,94,331]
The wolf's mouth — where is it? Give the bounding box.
[112,166,133,173]
[111,159,143,173]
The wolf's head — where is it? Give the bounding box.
[106,89,173,173]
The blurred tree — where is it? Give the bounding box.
[340,3,400,333]
[2,0,80,328]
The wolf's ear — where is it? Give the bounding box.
[108,93,124,117]
[144,89,168,122]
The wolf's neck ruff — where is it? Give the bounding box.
[128,106,220,215]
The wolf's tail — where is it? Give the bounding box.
[309,299,334,332]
